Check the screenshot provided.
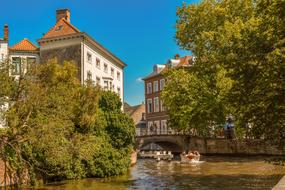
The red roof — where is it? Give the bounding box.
[42,18,80,39]
[9,38,38,51]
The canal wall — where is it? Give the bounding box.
[188,137,285,155]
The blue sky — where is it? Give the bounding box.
[1,0,199,106]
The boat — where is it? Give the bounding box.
[180,151,200,163]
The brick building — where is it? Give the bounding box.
[142,55,194,135]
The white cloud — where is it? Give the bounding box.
[136,77,143,83]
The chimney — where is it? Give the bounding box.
[56,9,70,23]
[4,24,8,41]
[174,54,180,60]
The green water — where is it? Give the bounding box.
[35,156,285,190]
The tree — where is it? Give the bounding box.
[0,59,135,187]
[175,0,285,142]
[161,66,232,137]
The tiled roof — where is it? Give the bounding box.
[42,18,80,39]
[143,56,193,80]
[9,38,38,51]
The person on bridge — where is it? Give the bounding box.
[224,116,235,139]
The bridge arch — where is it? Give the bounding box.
[136,135,190,153]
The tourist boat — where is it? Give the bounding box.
[180,151,200,163]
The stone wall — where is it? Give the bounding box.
[40,45,82,79]
[188,137,285,155]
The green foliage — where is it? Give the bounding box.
[99,91,122,112]
[0,59,135,186]
[162,67,232,136]
[172,0,285,141]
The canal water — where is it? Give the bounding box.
[36,156,285,190]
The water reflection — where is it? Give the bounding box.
[35,156,285,190]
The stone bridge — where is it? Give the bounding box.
[135,134,191,153]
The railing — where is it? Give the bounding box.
[135,128,191,137]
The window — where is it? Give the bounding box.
[160,100,165,111]
[87,71,92,80]
[96,77,101,85]
[154,97,159,112]
[161,120,167,134]
[96,58,100,68]
[111,68,114,77]
[147,99,153,113]
[111,83,115,91]
[160,79,165,90]
[117,71,121,81]
[103,80,109,90]
[55,25,63,31]
[154,81,159,92]
[117,87,121,95]
[27,57,36,71]
[104,63,108,73]
[154,121,160,134]
[148,121,153,134]
[12,57,21,75]
[147,82,152,94]
[87,52,92,63]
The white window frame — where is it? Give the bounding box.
[160,79,165,91]
[87,52,92,63]
[111,67,114,77]
[96,77,101,85]
[147,98,153,113]
[96,58,100,69]
[160,100,165,112]
[154,97,159,112]
[117,71,121,81]
[103,80,109,90]
[154,120,160,134]
[154,81,159,92]
[147,82,152,94]
[104,63,108,73]
[161,120,167,134]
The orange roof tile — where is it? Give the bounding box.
[178,55,193,66]
[42,18,80,39]
[9,38,38,51]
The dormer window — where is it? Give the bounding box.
[55,25,63,31]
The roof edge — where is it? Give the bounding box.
[82,32,127,68]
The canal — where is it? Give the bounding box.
[36,156,285,190]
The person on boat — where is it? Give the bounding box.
[187,151,195,160]
[193,151,200,161]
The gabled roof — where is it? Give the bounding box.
[143,55,193,80]
[9,38,38,52]
[42,18,80,39]
[38,16,126,68]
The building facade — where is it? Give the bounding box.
[124,102,146,136]
[0,9,126,128]
[38,9,125,100]
[0,26,39,128]
[143,55,193,135]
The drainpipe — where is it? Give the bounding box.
[81,35,85,84]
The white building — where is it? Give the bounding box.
[0,25,8,63]
[38,9,126,100]
[9,38,39,79]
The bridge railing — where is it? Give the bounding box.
[135,128,191,137]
